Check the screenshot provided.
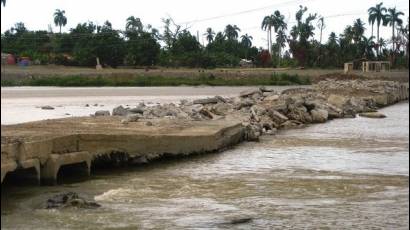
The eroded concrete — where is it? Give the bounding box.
[1,79,408,185]
[1,118,244,184]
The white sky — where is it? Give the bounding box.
[1,0,409,48]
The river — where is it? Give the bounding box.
[1,87,409,229]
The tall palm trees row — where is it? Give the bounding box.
[203,25,252,46]
[261,10,287,55]
[257,2,405,59]
[368,2,404,55]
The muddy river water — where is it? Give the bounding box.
[1,87,409,229]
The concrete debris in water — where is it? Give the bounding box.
[99,79,406,142]
[46,192,101,209]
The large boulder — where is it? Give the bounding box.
[211,103,234,116]
[269,99,288,113]
[327,94,350,109]
[95,110,110,116]
[235,98,256,109]
[269,110,288,124]
[129,104,145,114]
[244,124,261,141]
[310,109,328,123]
[112,106,130,116]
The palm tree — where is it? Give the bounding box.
[273,10,287,56]
[53,9,67,33]
[224,24,241,40]
[126,16,143,32]
[342,25,354,43]
[368,13,376,38]
[352,18,366,43]
[361,36,376,59]
[240,33,253,48]
[276,29,287,66]
[203,28,215,43]
[272,10,287,33]
[328,32,338,45]
[262,15,274,54]
[384,7,404,51]
[317,16,325,44]
[399,18,409,66]
[368,2,387,56]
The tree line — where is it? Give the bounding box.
[1,2,409,69]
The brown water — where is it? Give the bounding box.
[1,88,409,229]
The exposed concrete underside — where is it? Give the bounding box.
[1,118,244,184]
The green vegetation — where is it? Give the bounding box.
[1,2,408,69]
[1,73,310,87]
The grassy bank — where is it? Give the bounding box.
[1,73,310,87]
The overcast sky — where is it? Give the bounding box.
[1,0,409,48]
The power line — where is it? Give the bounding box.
[178,0,315,25]
[240,8,409,32]
[2,7,408,42]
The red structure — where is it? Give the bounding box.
[6,54,16,65]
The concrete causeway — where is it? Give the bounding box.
[1,117,245,184]
[2,79,408,186]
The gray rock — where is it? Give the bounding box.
[112,106,130,116]
[125,114,141,122]
[264,95,280,102]
[259,86,275,92]
[182,104,204,114]
[199,108,214,119]
[244,124,261,141]
[95,110,110,116]
[280,120,304,129]
[310,109,329,123]
[269,110,289,123]
[359,112,386,119]
[41,105,55,110]
[327,94,350,109]
[215,95,227,103]
[240,89,261,98]
[46,192,100,209]
[211,103,233,116]
[180,99,189,105]
[193,97,219,105]
[236,98,255,109]
[270,100,288,113]
[129,106,145,114]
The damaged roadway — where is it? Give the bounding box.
[1,79,409,185]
